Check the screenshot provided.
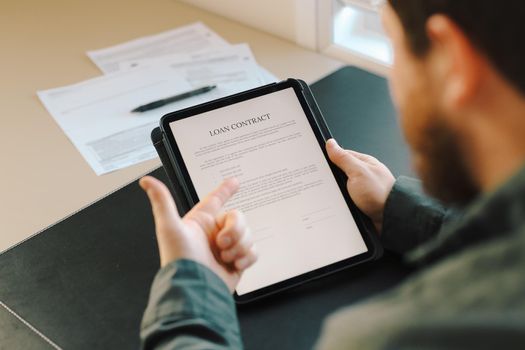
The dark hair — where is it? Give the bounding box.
[388,0,525,95]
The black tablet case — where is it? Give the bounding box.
[152,79,383,264]
[0,66,413,349]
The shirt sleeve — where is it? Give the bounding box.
[380,176,457,255]
[140,259,243,350]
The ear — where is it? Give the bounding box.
[425,15,485,112]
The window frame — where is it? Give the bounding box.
[315,0,390,76]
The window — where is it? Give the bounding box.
[317,0,391,75]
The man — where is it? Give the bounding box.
[139,0,525,348]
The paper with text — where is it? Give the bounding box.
[117,43,277,84]
[38,50,265,175]
[88,22,278,83]
[169,88,368,295]
[87,22,228,74]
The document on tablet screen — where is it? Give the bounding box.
[169,88,367,295]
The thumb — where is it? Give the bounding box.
[326,139,362,176]
[139,176,184,235]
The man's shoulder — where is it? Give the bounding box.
[401,225,525,307]
[315,226,525,349]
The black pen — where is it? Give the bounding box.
[131,85,217,113]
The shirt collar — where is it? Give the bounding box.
[408,163,525,264]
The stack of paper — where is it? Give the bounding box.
[38,22,278,175]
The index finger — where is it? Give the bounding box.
[189,177,239,217]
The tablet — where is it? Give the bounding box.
[160,79,381,303]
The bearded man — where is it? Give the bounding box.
[139,0,525,348]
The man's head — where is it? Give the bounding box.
[382,0,525,205]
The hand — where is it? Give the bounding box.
[139,176,257,293]
[326,139,395,233]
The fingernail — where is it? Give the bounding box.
[139,177,148,190]
[328,138,339,148]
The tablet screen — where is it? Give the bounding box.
[168,87,367,296]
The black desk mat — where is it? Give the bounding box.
[0,66,413,349]
[0,302,56,349]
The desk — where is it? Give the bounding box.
[0,66,413,349]
[0,0,343,252]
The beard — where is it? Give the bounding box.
[411,113,480,206]
[403,96,481,206]
[415,117,480,206]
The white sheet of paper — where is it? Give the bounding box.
[88,21,279,83]
[38,51,265,175]
[258,66,279,84]
[87,22,228,74]
[118,44,279,84]
[117,43,277,82]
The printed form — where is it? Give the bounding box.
[37,22,277,175]
[87,22,228,74]
[169,88,367,295]
[38,46,266,175]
